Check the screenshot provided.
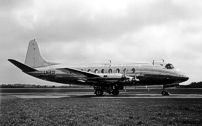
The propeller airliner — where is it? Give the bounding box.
[8,40,189,96]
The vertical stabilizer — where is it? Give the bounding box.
[25,39,58,68]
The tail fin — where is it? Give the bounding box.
[25,39,58,68]
[8,59,37,72]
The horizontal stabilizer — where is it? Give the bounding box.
[8,59,37,72]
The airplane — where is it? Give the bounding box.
[8,39,189,96]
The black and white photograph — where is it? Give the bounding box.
[1,0,202,125]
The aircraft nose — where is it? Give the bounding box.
[178,70,189,82]
[181,75,189,82]
[184,76,189,81]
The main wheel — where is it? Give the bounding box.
[161,91,170,96]
[112,89,119,95]
[95,89,103,96]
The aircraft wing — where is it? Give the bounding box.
[58,68,100,78]
[57,68,131,84]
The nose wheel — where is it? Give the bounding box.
[161,85,170,96]
[161,90,170,96]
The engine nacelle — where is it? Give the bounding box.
[95,73,139,83]
[97,73,123,79]
[124,75,139,82]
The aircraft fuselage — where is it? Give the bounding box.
[28,62,188,86]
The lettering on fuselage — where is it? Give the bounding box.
[43,71,55,75]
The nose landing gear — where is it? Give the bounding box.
[161,85,170,96]
[161,90,170,96]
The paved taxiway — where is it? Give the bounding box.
[4,93,202,99]
[2,88,202,99]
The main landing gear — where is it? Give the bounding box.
[93,85,120,96]
[161,85,170,96]
[112,89,119,95]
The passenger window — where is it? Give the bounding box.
[123,68,127,73]
[101,69,105,73]
[94,69,98,73]
[132,68,135,74]
[108,69,112,73]
[116,68,120,73]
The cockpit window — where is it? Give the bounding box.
[165,63,174,69]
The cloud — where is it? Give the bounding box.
[1,0,202,85]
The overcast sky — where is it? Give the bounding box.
[0,0,202,85]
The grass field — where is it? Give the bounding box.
[1,95,202,126]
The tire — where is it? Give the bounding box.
[112,89,119,95]
[95,89,103,96]
[161,91,169,96]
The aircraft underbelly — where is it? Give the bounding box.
[137,74,178,85]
